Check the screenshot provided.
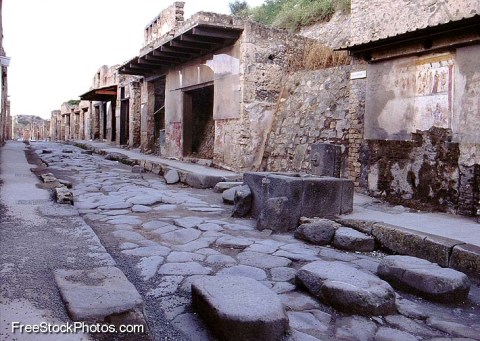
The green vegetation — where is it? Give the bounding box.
[229,0,351,31]
[67,99,80,106]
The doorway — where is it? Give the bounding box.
[111,101,116,142]
[120,99,129,145]
[182,85,214,159]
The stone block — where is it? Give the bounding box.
[449,243,480,282]
[54,267,143,322]
[378,255,470,303]
[244,172,354,232]
[334,218,377,234]
[421,235,464,267]
[333,226,376,252]
[222,185,242,204]
[296,261,396,315]
[257,197,292,233]
[185,173,224,189]
[295,220,337,245]
[192,276,288,341]
[132,165,145,173]
[55,186,73,205]
[232,185,252,218]
[164,169,180,184]
[213,182,243,193]
[371,222,427,256]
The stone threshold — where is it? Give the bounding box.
[335,218,480,282]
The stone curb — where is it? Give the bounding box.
[335,218,480,282]
[71,142,241,189]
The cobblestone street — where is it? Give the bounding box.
[14,141,479,341]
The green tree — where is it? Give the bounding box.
[229,0,249,16]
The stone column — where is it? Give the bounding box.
[129,81,141,148]
[140,81,155,152]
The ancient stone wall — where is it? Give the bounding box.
[360,127,466,213]
[91,65,119,89]
[143,2,184,51]
[213,21,308,172]
[350,0,479,45]
[262,66,351,173]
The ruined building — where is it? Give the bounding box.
[50,1,480,216]
[346,0,480,215]
[0,0,10,144]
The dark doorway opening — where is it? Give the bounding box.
[183,85,214,159]
[102,102,107,140]
[93,105,100,140]
[120,99,129,145]
[111,101,116,142]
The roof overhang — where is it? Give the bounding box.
[119,23,243,76]
[344,15,480,61]
[79,85,118,101]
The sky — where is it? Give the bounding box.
[3,0,265,119]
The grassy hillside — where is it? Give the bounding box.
[230,0,350,31]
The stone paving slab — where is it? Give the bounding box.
[54,266,143,322]
[191,275,289,341]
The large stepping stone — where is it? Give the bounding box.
[191,275,288,341]
[333,227,375,252]
[54,267,143,322]
[296,261,396,315]
[377,255,470,303]
[294,220,338,245]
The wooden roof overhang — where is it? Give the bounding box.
[119,23,243,76]
[79,85,118,101]
[343,15,480,62]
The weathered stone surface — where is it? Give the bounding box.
[449,243,480,282]
[258,196,291,232]
[58,179,73,188]
[296,261,396,315]
[197,223,223,232]
[374,327,418,341]
[232,185,252,218]
[173,216,204,228]
[185,173,223,189]
[217,265,267,281]
[335,316,378,341]
[279,291,322,311]
[131,165,145,173]
[222,185,242,204]
[237,251,291,269]
[55,186,74,205]
[245,172,354,231]
[216,236,253,249]
[160,228,202,245]
[384,315,442,337]
[191,275,289,341]
[205,254,237,266]
[377,255,470,303]
[271,267,297,282]
[333,227,376,252]
[166,251,204,263]
[54,267,143,321]
[158,262,211,275]
[41,172,57,183]
[426,317,480,339]
[371,222,463,267]
[288,310,330,335]
[335,218,377,235]
[213,181,243,193]
[295,220,337,245]
[131,205,152,213]
[164,169,180,184]
[395,296,428,320]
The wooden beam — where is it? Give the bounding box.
[95,90,117,95]
[170,40,212,51]
[153,50,190,61]
[145,54,178,63]
[192,27,242,40]
[159,46,193,57]
[180,34,225,45]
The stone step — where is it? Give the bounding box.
[54,266,144,323]
[377,255,470,303]
[296,260,396,315]
[191,275,288,341]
